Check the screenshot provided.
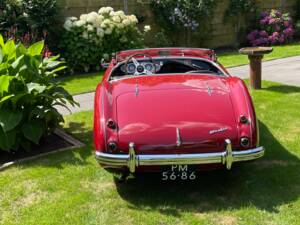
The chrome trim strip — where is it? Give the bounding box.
[176,128,182,147]
[225,139,233,169]
[95,140,265,173]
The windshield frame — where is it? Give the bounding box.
[108,56,228,81]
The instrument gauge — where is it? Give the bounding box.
[127,64,136,73]
[145,63,153,72]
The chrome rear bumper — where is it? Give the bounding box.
[95,139,265,173]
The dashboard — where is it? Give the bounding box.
[120,62,162,74]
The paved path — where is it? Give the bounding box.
[228,56,300,86]
[56,92,95,115]
[57,56,300,115]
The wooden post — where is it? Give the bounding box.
[239,47,273,90]
[249,55,263,89]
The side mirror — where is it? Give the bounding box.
[101,59,109,69]
[101,62,109,69]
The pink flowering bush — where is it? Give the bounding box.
[247,9,294,46]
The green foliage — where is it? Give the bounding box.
[224,0,257,46]
[296,0,300,21]
[0,35,77,152]
[153,31,172,47]
[0,0,58,48]
[150,0,218,46]
[22,0,58,34]
[224,0,256,19]
[295,21,300,38]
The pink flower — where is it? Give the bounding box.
[269,18,276,24]
[259,30,268,37]
[268,36,277,44]
[260,37,268,45]
[284,21,290,27]
[279,36,285,43]
[247,32,256,41]
[260,12,268,18]
[283,27,294,37]
[275,25,281,32]
[275,11,282,17]
[272,32,279,38]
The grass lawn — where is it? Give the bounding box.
[59,72,104,95]
[218,42,300,67]
[1,80,300,225]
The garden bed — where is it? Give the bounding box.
[0,129,85,170]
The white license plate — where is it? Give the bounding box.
[161,165,197,181]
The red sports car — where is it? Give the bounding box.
[94,48,265,180]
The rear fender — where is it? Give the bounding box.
[227,78,258,148]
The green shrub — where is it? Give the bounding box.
[0,35,77,152]
[149,0,218,46]
[295,21,300,39]
[0,0,58,50]
[60,7,149,72]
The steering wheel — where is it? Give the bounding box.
[124,53,155,76]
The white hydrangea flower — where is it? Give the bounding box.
[87,24,94,32]
[82,31,88,39]
[63,19,73,31]
[68,16,78,21]
[105,28,112,35]
[128,15,138,24]
[80,14,88,21]
[96,28,104,37]
[144,25,151,32]
[106,7,113,13]
[117,23,125,29]
[98,7,105,14]
[109,11,115,17]
[98,15,104,21]
[92,15,104,27]
[89,11,98,17]
[74,20,86,27]
[122,19,131,26]
[98,7,114,15]
[101,19,111,28]
[112,15,121,23]
[86,12,98,24]
[114,11,125,18]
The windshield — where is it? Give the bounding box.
[110,57,225,80]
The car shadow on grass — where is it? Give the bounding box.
[116,121,300,215]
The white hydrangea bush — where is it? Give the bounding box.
[61,7,150,72]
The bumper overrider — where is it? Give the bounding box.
[95,139,265,173]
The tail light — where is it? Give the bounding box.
[107,142,118,152]
[240,137,250,148]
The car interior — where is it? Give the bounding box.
[109,54,225,80]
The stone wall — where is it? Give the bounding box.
[57,0,297,48]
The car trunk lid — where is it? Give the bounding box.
[116,82,238,154]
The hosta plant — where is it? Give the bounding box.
[0,35,77,152]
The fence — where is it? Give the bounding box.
[57,0,297,48]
